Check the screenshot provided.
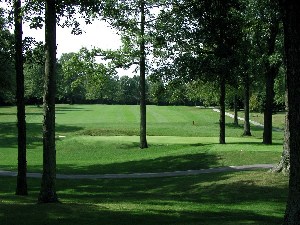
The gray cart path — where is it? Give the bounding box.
[0,164,274,179]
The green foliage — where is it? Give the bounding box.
[23,42,45,103]
[117,75,140,104]
[148,78,166,105]
[58,48,118,103]
[0,7,15,104]
[274,67,285,107]
[164,78,188,105]
[249,93,265,112]
[186,80,219,106]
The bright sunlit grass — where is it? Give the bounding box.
[0,105,283,174]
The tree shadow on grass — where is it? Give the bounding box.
[0,122,84,149]
[228,141,282,146]
[225,122,284,134]
[15,150,219,175]
[0,172,288,225]
[0,203,283,225]
[224,122,264,132]
[0,112,43,116]
[56,106,92,112]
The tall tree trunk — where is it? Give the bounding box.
[263,67,275,144]
[139,0,148,149]
[219,76,226,144]
[14,0,27,196]
[281,0,300,223]
[262,16,280,145]
[233,94,238,126]
[38,0,58,203]
[243,73,251,136]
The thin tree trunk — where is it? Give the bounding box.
[282,0,300,223]
[139,0,148,149]
[233,94,238,126]
[243,73,251,136]
[38,0,58,203]
[219,76,226,144]
[14,0,27,196]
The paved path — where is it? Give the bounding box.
[0,164,274,180]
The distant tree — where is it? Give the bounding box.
[57,52,85,103]
[24,42,45,104]
[117,75,140,104]
[154,0,244,144]
[0,7,15,105]
[165,78,188,105]
[97,0,164,148]
[245,0,283,144]
[58,48,118,104]
[148,78,166,105]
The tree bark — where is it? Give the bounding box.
[272,110,290,174]
[14,0,27,196]
[233,94,238,126]
[272,84,290,174]
[38,0,58,203]
[262,16,280,145]
[243,73,251,136]
[263,67,275,144]
[139,0,148,149]
[281,0,300,223]
[219,76,226,144]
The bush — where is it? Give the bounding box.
[250,94,265,112]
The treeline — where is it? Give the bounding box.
[20,47,197,106]
[1,42,285,110]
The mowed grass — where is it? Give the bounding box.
[230,110,286,130]
[0,104,283,174]
[0,171,288,225]
[0,104,288,224]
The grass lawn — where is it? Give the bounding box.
[0,171,288,225]
[0,105,283,174]
[229,110,286,130]
[0,104,287,224]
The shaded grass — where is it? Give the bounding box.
[0,171,288,225]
